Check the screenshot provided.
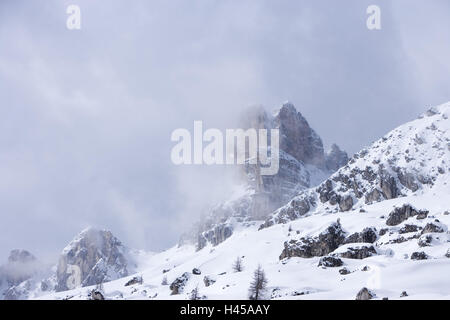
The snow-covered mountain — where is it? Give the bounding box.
[2,102,449,300]
[180,102,348,250]
[0,228,151,299]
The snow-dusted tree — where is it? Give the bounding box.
[189,285,200,300]
[232,256,243,272]
[248,264,268,300]
[161,275,168,285]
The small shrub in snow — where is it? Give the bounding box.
[232,256,244,272]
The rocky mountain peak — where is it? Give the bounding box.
[56,227,132,292]
[7,250,36,264]
[261,102,450,228]
[187,102,347,249]
[325,144,349,171]
[273,102,326,168]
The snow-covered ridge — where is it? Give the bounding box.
[261,102,450,228]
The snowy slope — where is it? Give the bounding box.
[35,102,450,300]
[37,187,450,300]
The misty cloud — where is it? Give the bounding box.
[0,0,449,261]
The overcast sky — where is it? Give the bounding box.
[0,0,449,262]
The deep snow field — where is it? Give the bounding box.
[38,180,450,300]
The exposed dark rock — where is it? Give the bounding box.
[418,235,433,247]
[365,188,383,204]
[399,224,420,234]
[344,227,378,244]
[339,267,350,275]
[338,245,377,259]
[124,276,143,287]
[275,102,326,168]
[170,272,190,295]
[192,268,201,275]
[416,211,428,220]
[260,194,316,229]
[362,265,370,271]
[325,144,349,171]
[397,170,419,192]
[380,174,399,200]
[56,228,130,292]
[386,204,429,226]
[203,276,216,287]
[197,223,233,250]
[400,291,408,297]
[279,221,346,259]
[445,249,450,258]
[356,287,374,300]
[421,223,444,234]
[411,252,428,260]
[90,289,105,300]
[379,228,389,236]
[339,195,354,212]
[318,256,343,268]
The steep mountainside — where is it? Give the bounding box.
[261,102,449,228]
[183,102,348,250]
[36,102,449,301]
[3,102,450,300]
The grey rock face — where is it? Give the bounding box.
[399,224,420,234]
[339,267,350,275]
[356,287,374,300]
[192,268,201,275]
[259,193,316,229]
[344,227,378,244]
[339,195,354,212]
[338,245,377,259]
[411,251,428,260]
[197,223,233,251]
[279,221,346,259]
[421,222,444,234]
[318,256,343,268]
[188,102,345,249]
[203,276,216,287]
[1,250,37,287]
[89,289,105,300]
[325,144,349,171]
[386,204,429,226]
[7,250,36,264]
[274,102,326,168]
[56,228,130,292]
[124,276,143,287]
[418,235,433,247]
[170,272,190,295]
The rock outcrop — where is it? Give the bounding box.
[279,221,346,259]
[318,256,343,267]
[55,228,132,292]
[386,204,429,226]
[325,144,349,171]
[262,104,449,228]
[170,272,190,295]
[337,245,378,260]
[187,102,347,249]
[356,287,374,300]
